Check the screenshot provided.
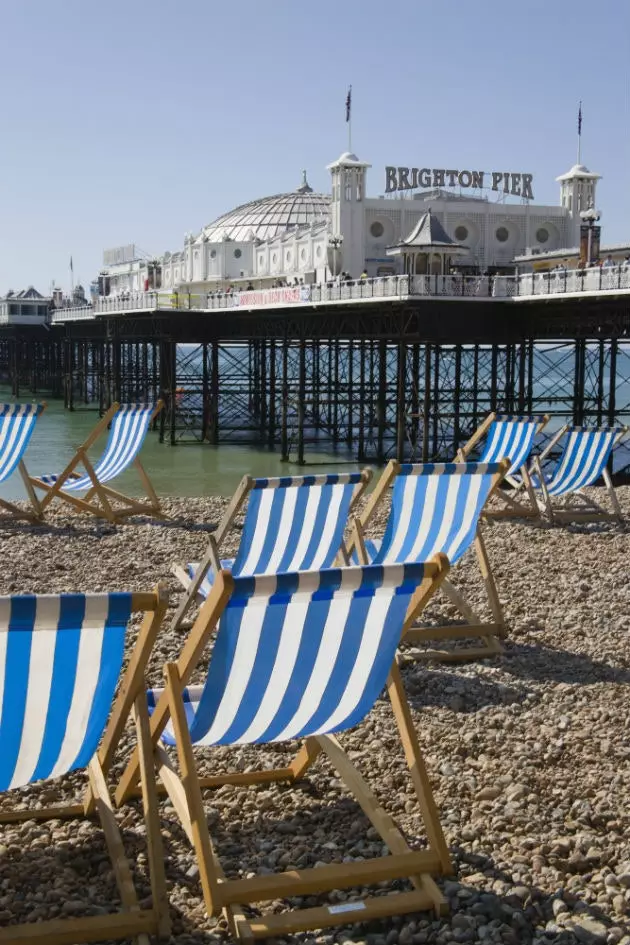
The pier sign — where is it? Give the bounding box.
[103,244,138,266]
[385,167,534,200]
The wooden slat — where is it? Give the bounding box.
[133,695,171,938]
[387,662,453,875]
[164,662,222,915]
[0,803,84,823]
[246,889,434,939]
[88,758,139,911]
[0,911,156,945]
[421,644,503,662]
[219,852,438,905]
[405,622,506,642]
[98,585,168,779]
[155,744,196,846]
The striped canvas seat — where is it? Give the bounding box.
[360,463,503,567]
[533,427,619,496]
[0,403,43,482]
[457,411,548,518]
[30,401,163,523]
[151,563,425,747]
[0,403,45,521]
[478,415,544,476]
[184,471,366,603]
[351,460,509,661]
[0,592,132,790]
[0,586,171,943]
[40,404,154,490]
[531,426,626,523]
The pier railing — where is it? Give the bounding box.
[48,265,630,323]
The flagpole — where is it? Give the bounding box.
[346,85,352,152]
[577,101,582,165]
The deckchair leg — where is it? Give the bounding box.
[521,466,540,518]
[603,467,623,523]
[387,661,452,874]
[534,456,554,522]
[0,495,42,523]
[133,693,171,939]
[474,527,504,627]
[316,733,447,915]
[18,460,43,519]
[164,662,222,916]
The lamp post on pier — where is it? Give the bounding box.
[579,207,601,267]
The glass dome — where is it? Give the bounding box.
[201,175,331,243]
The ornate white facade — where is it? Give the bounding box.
[99,153,601,296]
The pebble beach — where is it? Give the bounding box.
[0,488,629,945]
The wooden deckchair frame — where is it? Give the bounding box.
[0,587,171,945]
[349,459,510,663]
[532,424,628,524]
[115,559,453,941]
[0,402,47,523]
[170,467,372,632]
[456,411,549,518]
[29,401,164,524]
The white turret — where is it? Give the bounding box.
[556,163,601,244]
[327,152,371,278]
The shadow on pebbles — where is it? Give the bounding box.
[0,487,629,945]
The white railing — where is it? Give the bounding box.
[48,265,630,323]
[515,265,630,298]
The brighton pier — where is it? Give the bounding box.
[1,270,630,474]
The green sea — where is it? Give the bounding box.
[0,396,361,502]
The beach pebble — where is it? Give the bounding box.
[0,488,628,943]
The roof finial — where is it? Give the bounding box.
[297,170,313,194]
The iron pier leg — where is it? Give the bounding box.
[297,339,306,465]
[281,338,289,462]
[422,344,431,462]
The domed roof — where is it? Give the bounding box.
[201,172,330,243]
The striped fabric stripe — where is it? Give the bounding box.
[478,416,543,475]
[0,404,43,483]
[534,428,620,497]
[188,473,363,597]
[0,592,132,791]
[148,563,426,747]
[40,404,154,490]
[363,463,501,567]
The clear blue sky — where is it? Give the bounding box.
[1,0,628,292]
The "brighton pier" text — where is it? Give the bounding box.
[385,167,534,200]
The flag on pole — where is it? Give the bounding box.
[70,256,73,273]
[578,101,582,137]
[345,86,352,123]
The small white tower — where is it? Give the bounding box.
[327,151,371,277]
[556,163,601,245]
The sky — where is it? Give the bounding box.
[0,0,628,292]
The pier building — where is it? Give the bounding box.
[99,152,601,297]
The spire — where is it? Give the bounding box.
[297,170,313,194]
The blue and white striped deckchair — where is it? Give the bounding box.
[116,561,452,941]
[532,424,627,522]
[457,411,549,516]
[0,587,170,943]
[351,460,510,661]
[30,400,164,523]
[0,402,46,522]
[171,469,371,630]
